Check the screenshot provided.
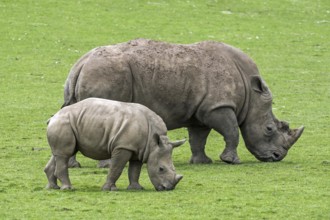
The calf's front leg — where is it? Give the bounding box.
[127,160,144,190]
[102,149,132,191]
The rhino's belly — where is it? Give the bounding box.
[78,144,111,160]
[160,112,202,130]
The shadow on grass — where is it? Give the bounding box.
[173,159,298,175]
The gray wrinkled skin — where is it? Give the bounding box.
[63,39,304,165]
[44,98,184,191]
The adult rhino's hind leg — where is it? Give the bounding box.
[188,126,212,164]
[203,107,240,164]
[97,159,112,168]
[68,154,81,168]
[44,155,60,189]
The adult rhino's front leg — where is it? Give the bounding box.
[203,107,241,164]
[188,126,212,164]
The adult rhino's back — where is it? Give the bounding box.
[63,39,253,129]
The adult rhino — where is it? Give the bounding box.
[62,38,304,167]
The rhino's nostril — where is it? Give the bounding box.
[273,152,280,160]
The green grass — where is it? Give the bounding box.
[0,0,329,219]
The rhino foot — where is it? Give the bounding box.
[189,155,213,164]
[68,157,81,168]
[127,183,144,190]
[220,150,240,164]
[60,185,73,190]
[102,183,118,191]
[97,159,111,168]
[45,183,60,190]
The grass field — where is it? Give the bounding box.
[0,0,329,219]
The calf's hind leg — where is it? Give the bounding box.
[54,155,72,190]
[44,155,60,189]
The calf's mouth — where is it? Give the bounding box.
[155,175,183,191]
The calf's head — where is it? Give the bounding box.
[147,135,185,191]
[240,76,304,162]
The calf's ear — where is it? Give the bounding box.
[155,135,186,149]
[170,139,186,148]
[154,134,169,149]
[153,133,161,146]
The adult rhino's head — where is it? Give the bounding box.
[240,76,304,162]
[147,135,185,191]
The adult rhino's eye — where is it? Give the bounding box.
[265,124,275,136]
[159,167,164,172]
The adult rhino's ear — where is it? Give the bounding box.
[251,76,269,93]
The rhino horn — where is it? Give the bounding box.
[287,126,305,149]
[176,174,183,182]
[174,174,183,187]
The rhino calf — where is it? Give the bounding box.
[44,98,184,191]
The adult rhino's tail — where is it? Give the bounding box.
[61,49,95,108]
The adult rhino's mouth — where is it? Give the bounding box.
[255,151,287,162]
